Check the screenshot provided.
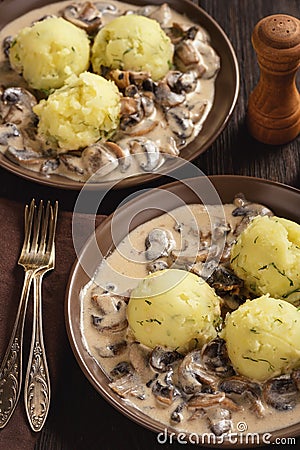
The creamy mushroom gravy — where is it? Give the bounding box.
[0,0,220,183]
[80,196,300,438]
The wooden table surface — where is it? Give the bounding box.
[0,0,299,449]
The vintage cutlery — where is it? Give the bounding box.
[24,200,58,432]
[0,199,58,430]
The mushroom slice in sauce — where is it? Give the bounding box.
[154,81,186,108]
[204,406,233,436]
[150,346,183,372]
[166,106,194,140]
[62,1,102,33]
[178,350,219,394]
[201,337,235,377]
[130,139,162,172]
[90,292,128,334]
[206,266,244,296]
[145,228,175,261]
[128,342,154,383]
[0,122,20,145]
[123,119,159,137]
[219,376,261,397]
[5,145,47,168]
[83,141,131,175]
[165,70,197,94]
[96,340,127,358]
[263,375,299,411]
[292,368,300,390]
[109,372,145,400]
[152,372,179,406]
[218,375,265,417]
[147,259,169,273]
[0,87,37,126]
[148,3,172,26]
[232,193,274,235]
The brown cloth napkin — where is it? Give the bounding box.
[0,197,106,450]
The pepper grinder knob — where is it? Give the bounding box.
[247,14,300,145]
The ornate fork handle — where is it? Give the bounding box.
[24,269,51,432]
[0,270,35,428]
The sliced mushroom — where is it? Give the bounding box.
[147,259,169,273]
[5,144,46,168]
[187,391,226,409]
[165,70,197,94]
[110,361,132,379]
[2,35,13,58]
[204,406,233,436]
[166,106,194,140]
[178,350,219,395]
[148,3,172,26]
[292,368,300,390]
[109,372,145,400]
[122,119,159,137]
[108,69,150,90]
[62,1,102,33]
[206,266,244,296]
[219,376,261,397]
[170,402,185,423]
[150,346,183,372]
[175,40,200,66]
[154,81,186,108]
[0,122,20,145]
[232,194,274,219]
[40,158,60,174]
[90,292,128,334]
[152,375,179,406]
[145,228,175,261]
[263,375,298,411]
[59,153,85,177]
[129,342,154,383]
[96,340,127,358]
[0,87,37,126]
[193,40,220,79]
[201,337,235,378]
[130,139,162,172]
[218,375,265,417]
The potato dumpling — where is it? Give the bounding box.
[127,269,221,350]
[230,215,300,304]
[223,295,300,381]
[33,72,121,151]
[91,14,174,81]
[9,17,90,90]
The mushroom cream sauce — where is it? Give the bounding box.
[0,0,219,182]
[81,199,300,438]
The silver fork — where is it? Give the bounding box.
[0,199,58,430]
[24,200,58,432]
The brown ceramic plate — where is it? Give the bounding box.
[0,0,239,190]
[65,175,300,445]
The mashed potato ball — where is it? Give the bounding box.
[231,215,300,304]
[223,295,300,381]
[127,269,221,350]
[9,17,90,90]
[33,71,121,151]
[91,14,174,81]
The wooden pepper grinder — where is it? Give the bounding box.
[247,14,300,145]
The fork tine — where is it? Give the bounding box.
[23,199,35,254]
[39,201,50,254]
[31,200,44,253]
[46,201,58,254]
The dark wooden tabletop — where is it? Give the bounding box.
[0,0,299,449]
